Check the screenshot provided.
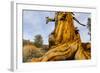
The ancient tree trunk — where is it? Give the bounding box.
[31,12,91,62]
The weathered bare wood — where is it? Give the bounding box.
[31,12,91,62]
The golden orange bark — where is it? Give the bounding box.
[31,12,91,62]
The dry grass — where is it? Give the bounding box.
[23,44,44,62]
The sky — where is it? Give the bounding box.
[23,10,91,45]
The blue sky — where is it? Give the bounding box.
[23,10,91,44]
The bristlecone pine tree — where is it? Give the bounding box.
[31,12,91,62]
